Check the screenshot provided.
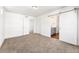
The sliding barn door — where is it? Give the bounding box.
[59,10,77,45]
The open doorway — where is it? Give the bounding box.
[29,19,34,34]
[49,15,59,40]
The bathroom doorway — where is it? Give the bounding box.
[49,15,59,40]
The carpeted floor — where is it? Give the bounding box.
[0,33,79,53]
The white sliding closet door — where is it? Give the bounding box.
[59,10,77,45]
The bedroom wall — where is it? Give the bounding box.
[35,15,51,37]
[34,17,41,33]
[24,16,30,35]
[0,7,5,47]
[4,12,24,38]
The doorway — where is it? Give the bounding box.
[29,19,34,34]
[49,15,59,40]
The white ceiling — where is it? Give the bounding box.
[4,6,63,17]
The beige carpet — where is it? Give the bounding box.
[0,33,79,53]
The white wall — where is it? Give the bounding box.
[29,17,34,33]
[24,16,30,35]
[5,12,35,38]
[35,15,51,37]
[49,16,57,27]
[34,17,41,33]
[0,7,5,47]
[4,12,25,38]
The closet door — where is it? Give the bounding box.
[59,10,77,45]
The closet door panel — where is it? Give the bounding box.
[59,10,77,45]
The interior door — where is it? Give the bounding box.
[59,10,77,45]
[29,19,34,34]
